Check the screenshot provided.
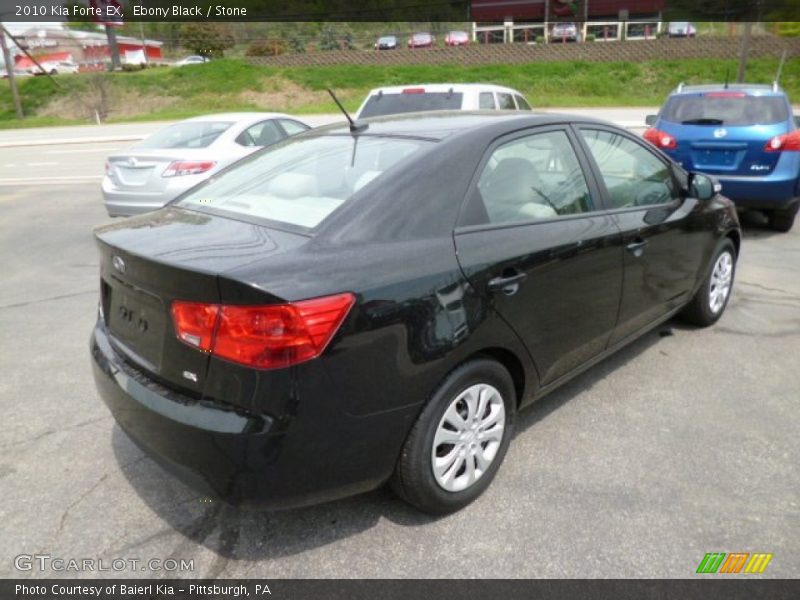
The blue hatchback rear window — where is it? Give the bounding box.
[660,94,789,126]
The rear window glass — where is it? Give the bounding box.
[515,95,532,110]
[497,93,516,110]
[359,92,464,118]
[135,121,232,149]
[479,92,496,109]
[177,135,431,230]
[660,94,789,126]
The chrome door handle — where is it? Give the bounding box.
[626,239,649,257]
[488,272,528,295]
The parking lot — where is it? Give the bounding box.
[0,122,798,579]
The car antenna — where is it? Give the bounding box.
[326,88,368,134]
[723,69,730,89]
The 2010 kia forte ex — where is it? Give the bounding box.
[90,112,741,514]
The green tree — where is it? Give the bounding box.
[180,23,235,59]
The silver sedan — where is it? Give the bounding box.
[102,113,311,217]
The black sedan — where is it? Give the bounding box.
[91,112,740,514]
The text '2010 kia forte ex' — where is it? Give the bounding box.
[91,112,741,514]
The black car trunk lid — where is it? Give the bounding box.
[94,207,307,396]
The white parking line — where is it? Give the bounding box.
[43,148,122,155]
[0,175,102,186]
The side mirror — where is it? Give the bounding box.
[645,114,657,126]
[689,172,721,201]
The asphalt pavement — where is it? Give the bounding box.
[0,108,651,187]
[0,120,797,579]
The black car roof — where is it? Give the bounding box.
[315,111,612,141]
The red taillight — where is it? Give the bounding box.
[402,87,425,94]
[643,127,677,150]
[162,160,216,178]
[764,130,800,153]
[171,293,355,369]
[171,301,220,352]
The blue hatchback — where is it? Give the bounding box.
[644,83,800,232]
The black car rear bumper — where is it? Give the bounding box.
[90,320,411,508]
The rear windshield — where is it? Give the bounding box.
[660,94,789,126]
[359,92,464,118]
[135,121,232,149]
[177,135,431,230]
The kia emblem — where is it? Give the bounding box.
[112,255,126,273]
[713,128,727,138]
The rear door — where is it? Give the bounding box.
[577,126,707,344]
[454,126,623,386]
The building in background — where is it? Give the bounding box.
[471,0,666,43]
[13,26,162,71]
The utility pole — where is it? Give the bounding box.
[583,0,589,42]
[737,22,753,83]
[0,23,23,119]
[544,0,549,43]
[106,23,121,69]
[139,22,148,65]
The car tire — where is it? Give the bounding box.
[768,206,797,233]
[391,358,516,515]
[680,238,737,327]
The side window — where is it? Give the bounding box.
[479,92,496,109]
[580,129,677,209]
[474,130,594,225]
[236,120,284,147]
[279,119,310,136]
[497,93,516,110]
[515,95,532,110]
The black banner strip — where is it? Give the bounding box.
[3,579,800,600]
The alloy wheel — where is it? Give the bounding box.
[431,383,506,492]
[708,251,733,314]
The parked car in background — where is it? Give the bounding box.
[355,83,532,119]
[408,32,434,48]
[551,22,578,42]
[644,83,799,232]
[91,112,740,515]
[30,60,80,75]
[174,55,209,67]
[375,35,398,50]
[102,113,311,217]
[0,67,31,79]
[445,31,470,46]
[667,22,696,37]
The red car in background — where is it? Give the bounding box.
[408,32,435,48]
[445,31,470,46]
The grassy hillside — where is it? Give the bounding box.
[1,57,797,128]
